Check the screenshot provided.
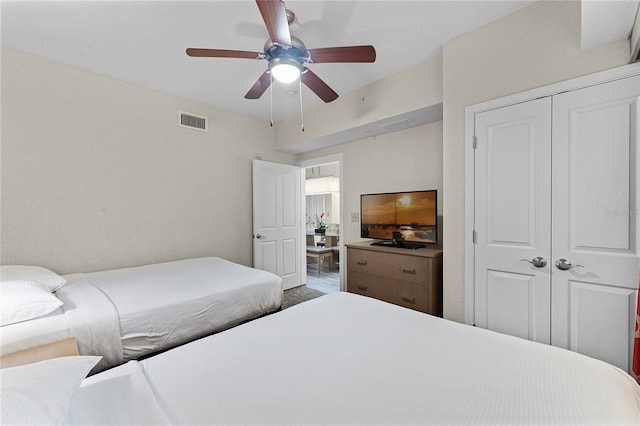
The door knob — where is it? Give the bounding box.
[255,234,266,239]
[520,257,547,268]
[554,259,584,271]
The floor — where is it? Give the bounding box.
[280,263,339,310]
[305,262,340,294]
[281,285,326,310]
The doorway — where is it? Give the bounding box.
[299,155,343,293]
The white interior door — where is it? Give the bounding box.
[550,75,640,372]
[473,97,552,344]
[252,159,302,290]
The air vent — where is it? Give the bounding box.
[381,118,417,132]
[179,111,208,131]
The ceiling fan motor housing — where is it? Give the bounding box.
[264,35,309,65]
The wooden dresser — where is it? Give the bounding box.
[346,241,443,316]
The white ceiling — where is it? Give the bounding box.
[1,1,635,123]
[581,0,639,50]
[1,0,536,122]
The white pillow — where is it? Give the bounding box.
[0,265,67,292]
[0,280,63,326]
[0,356,101,426]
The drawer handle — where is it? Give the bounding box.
[402,296,416,304]
[357,285,368,292]
[357,260,368,266]
[401,267,416,274]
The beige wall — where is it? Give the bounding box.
[297,121,443,247]
[277,56,443,152]
[1,48,294,274]
[288,55,445,295]
[442,0,631,322]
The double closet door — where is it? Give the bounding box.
[473,74,640,373]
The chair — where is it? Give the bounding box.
[306,246,334,273]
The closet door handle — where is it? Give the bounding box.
[520,257,547,268]
[357,260,368,266]
[401,267,416,274]
[554,259,584,271]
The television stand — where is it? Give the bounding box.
[371,239,426,250]
[346,241,443,316]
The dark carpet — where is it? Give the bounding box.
[281,285,326,309]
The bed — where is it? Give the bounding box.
[3,292,639,425]
[0,257,283,372]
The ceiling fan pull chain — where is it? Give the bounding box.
[269,74,274,127]
[299,78,304,132]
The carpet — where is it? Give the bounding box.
[281,285,326,309]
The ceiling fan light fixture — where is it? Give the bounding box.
[269,57,302,83]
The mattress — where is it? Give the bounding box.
[61,257,283,363]
[66,292,640,425]
[0,307,70,356]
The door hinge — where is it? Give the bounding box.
[472,230,478,244]
[472,136,478,149]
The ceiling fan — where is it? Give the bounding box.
[186,0,376,104]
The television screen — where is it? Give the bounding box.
[361,190,437,245]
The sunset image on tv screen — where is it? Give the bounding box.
[361,191,437,243]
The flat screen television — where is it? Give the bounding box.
[360,190,437,249]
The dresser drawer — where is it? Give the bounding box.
[347,248,392,278]
[390,281,429,312]
[347,272,388,301]
[390,256,429,285]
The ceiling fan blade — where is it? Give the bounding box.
[186,48,262,59]
[256,0,291,46]
[307,45,376,63]
[301,68,338,103]
[245,71,272,99]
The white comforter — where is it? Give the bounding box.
[66,292,640,425]
[56,257,282,370]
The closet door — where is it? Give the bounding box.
[474,97,552,343]
[551,75,640,372]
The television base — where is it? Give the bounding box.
[371,239,426,250]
